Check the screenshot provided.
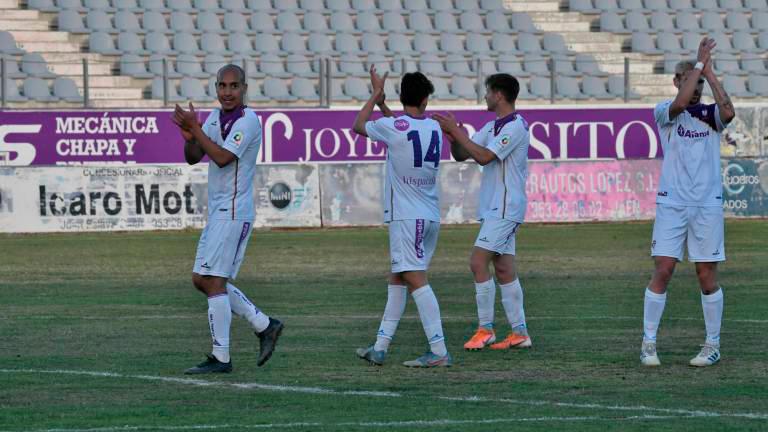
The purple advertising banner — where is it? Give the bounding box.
[0,108,660,166]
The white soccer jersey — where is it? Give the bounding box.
[365,115,443,222]
[201,107,261,220]
[654,100,728,207]
[473,112,530,223]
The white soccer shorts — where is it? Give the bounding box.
[389,219,440,273]
[474,217,520,255]
[193,219,254,279]
[651,204,725,262]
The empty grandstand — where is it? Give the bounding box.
[0,0,765,108]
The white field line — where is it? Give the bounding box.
[3,314,768,324]
[0,415,698,432]
[2,369,767,422]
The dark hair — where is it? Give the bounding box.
[399,72,434,107]
[217,64,246,85]
[485,73,519,103]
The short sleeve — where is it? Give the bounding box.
[487,122,526,160]
[714,104,729,132]
[222,115,261,158]
[471,125,489,145]
[365,118,395,145]
[654,100,673,127]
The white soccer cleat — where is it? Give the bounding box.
[689,343,720,367]
[640,340,661,367]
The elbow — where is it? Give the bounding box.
[353,125,367,137]
[724,111,736,124]
[477,154,495,166]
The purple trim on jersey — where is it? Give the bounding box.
[494,112,518,136]
[686,103,718,131]
[414,219,425,259]
[232,221,251,265]
[220,105,246,141]
[404,113,427,120]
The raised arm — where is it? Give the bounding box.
[353,66,389,136]
[669,37,715,120]
[173,103,236,168]
[702,59,736,126]
[433,113,496,166]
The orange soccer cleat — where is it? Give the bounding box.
[463,327,496,351]
[489,332,532,350]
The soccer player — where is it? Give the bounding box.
[352,67,452,368]
[433,74,532,352]
[640,37,735,367]
[172,64,283,374]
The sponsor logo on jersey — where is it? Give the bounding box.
[499,135,511,146]
[676,125,710,139]
[394,119,410,131]
[232,131,244,146]
[657,191,668,197]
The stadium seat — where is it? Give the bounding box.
[582,76,614,99]
[523,54,549,76]
[58,0,86,11]
[175,55,208,78]
[291,78,320,101]
[151,77,183,101]
[481,0,505,8]
[356,12,382,33]
[745,0,767,9]
[644,0,671,8]
[404,0,429,11]
[352,0,377,11]
[429,0,457,12]
[120,54,153,78]
[245,79,270,102]
[53,77,81,102]
[711,31,737,53]
[194,0,224,12]
[466,33,491,54]
[632,32,662,54]
[277,12,304,33]
[247,0,276,11]
[308,33,334,54]
[21,53,55,78]
[440,33,467,54]
[264,77,298,102]
[330,12,356,33]
[619,0,644,9]
[281,33,308,54]
[286,54,315,78]
[517,33,543,53]
[517,78,534,100]
[227,33,256,56]
[222,0,249,12]
[1,78,27,101]
[28,0,59,12]
[57,10,88,33]
[575,53,609,76]
[167,0,194,12]
[725,12,750,32]
[197,11,224,34]
[701,11,726,32]
[714,54,745,75]
[608,75,640,99]
[722,76,751,97]
[232,55,260,78]
[387,33,415,56]
[114,11,142,33]
[304,12,330,33]
[741,52,766,73]
[148,54,181,77]
[382,12,408,33]
[600,12,626,33]
[327,0,353,11]
[251,12,277,33]
[201,33,229,55]
[138,0,168,11]
[486,14,511,33]
[0,56,26,79]
[361,33,387,54]
[330,79,352,101]
[409,12,436,34]
[460,12,485,33]
[625,11,650,33]
[554,57,581,77]
[694,0,724,11]
[594,0,620,9]
[456,0,482,10]
[512,13,541,34]
[498,54,528,77]
[252,33,280,54]
[89,32,120,55]
[366,53,391,73]
[542,34,569,54]
[529,76,551,99]
[475,56,498,74]
[752,12,768,31]
[301,0,326,11]
[491,33,520,53]
[85,10,113,33]
[674,12,701,32]
[260,54,290,78]
[747,75,768,96]
[430,76,456,100]
[142,11,169,33]
[719,0,747,9]
[649,11,676,32]
[275,0,300,11]
[145,32,172,54]
[180,77,211,102]
[170,12,198,35]
[335,33,361,54]
[445,54,473,77]
[391,55,417,74]
[419,54,450,77]
[451,76,477,99]
[203,54,227,76]
[759,32,768,49]
[339,53,367,77]
[669,0,695,9]
[174,33,203,55]
[23,77,57,102]
[656,32,686,53]
[435,12,460,33]
[343,76,370,100]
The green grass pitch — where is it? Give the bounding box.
[1,220,766,431]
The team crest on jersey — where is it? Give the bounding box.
[499,135,511,146]
[394,119,410,131]
[232,131,244,146]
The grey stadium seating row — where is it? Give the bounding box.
[630,31,768,55]
[600,10,768,33]
[30,0,509,13]
[571,0,767,12]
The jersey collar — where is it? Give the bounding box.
[493,112,517,136]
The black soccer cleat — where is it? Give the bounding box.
[256,318,284,367]
[184,354,233,374]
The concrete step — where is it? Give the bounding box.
[36,52,114,62]
[567,42,624,52]
[67,76,136,87]
[0,0,19,8]
[0,19,49,31]
[635,85,677,96]
[559,32,626,44]
[8,31,71,43]
[16,41,83,53]
[89,87,144,100]
[0,10,38,19]
[535,21,591,32]
[49,63,112,75]
[507,1,560,12]
[527,11,584,22]
[599,62,655,74]
[90,99,165,109]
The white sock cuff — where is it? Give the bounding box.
[645,288,667,301]
[411,285,432,299]
[388,284,407,293]
[701,288,724,303]
[208,293,229,304]
[499,278,520,289]
[475,279,494,291]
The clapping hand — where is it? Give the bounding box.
[172,102,201,141]
[369,65,388,104]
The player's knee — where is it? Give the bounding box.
[695,265,718,292]
[494,267,516,283]
[192,274,206,292]
[469,256,486,276]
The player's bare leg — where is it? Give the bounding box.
[690,262,722,367]
[641,256,677,367]
[489,253,531,350]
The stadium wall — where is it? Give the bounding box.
[1,106,766,232]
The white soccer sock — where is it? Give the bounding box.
[412,285,447,357]
[500,279,527,335]
[374,284,407,352]
[226,283,270,333]
[701,287,724,346]
[643,288,667,342]
[207,294,232,363]
[475,279,496,329]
